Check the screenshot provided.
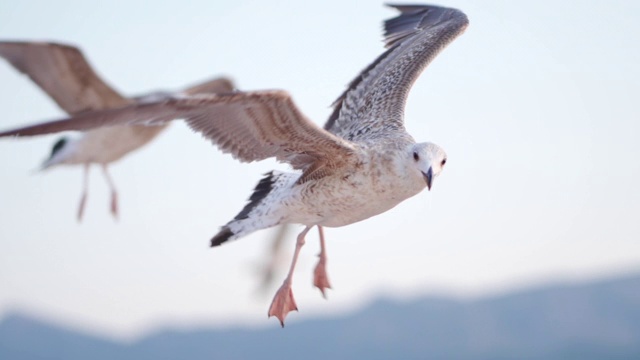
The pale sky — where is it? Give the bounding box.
[0,0,639,339]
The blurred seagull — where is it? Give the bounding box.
[0,41,234,220]
[0,4,468,325]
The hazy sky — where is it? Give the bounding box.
[0,0,639,339]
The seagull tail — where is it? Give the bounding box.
[210,171,287,247]
[211,226,234,247]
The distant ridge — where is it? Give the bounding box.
[2,272,640,360]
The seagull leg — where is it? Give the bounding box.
[313,226,332,298]
[77,164,90,222]
[101,165,118,220]
[268,225,312,327]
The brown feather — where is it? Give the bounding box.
[0,41,131,113]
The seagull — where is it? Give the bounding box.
[0,4,469,325]
[0,41,234,220]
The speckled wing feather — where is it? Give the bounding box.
[324,4,468,142]
[0,41,132,113]
[182,91,356,176]
[0,91,356,175]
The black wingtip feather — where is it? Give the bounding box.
[211,172,277,247]
[233,171,276,221]
[383,4,467,48]
[211,227,234,247]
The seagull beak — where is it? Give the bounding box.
[423,167,433,191]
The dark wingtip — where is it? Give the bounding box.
[211,172,277,248]
[49,136,68,158]
[383,4,467,47]
[211,227,234,247]
[233,171,276,221]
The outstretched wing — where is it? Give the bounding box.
[0,91,356,180]
[0,41,131,113]
[183,91,356,174]
[324,4,468,142]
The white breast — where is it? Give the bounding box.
[283,150,427,228]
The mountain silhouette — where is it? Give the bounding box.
[2,272,640,359]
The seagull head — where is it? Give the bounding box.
[410,142,447,191]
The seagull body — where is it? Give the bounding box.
[0,5,468,325]
[43,123,166,168]
[214,139,434,243]
[0,41,234,220]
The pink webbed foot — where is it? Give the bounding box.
[267,225,311,327]
[313,255,332,298]
[268,281,298,327]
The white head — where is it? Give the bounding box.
[409,142,447,191]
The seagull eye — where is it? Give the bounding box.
[413,152,419,161]
[441,159,447,166]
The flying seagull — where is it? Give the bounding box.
[0,4,469,325]
[0,41,234,220]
